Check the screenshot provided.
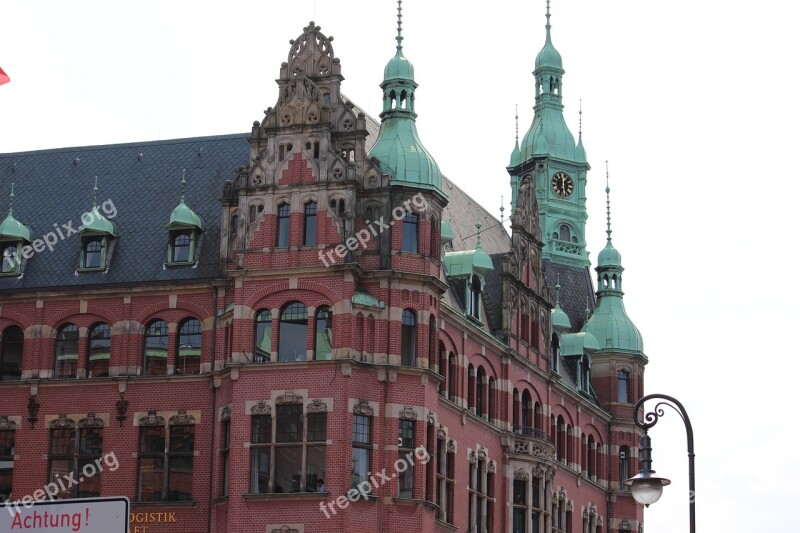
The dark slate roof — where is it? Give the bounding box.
[441,176,510,255]
[0,134,249,292]
[543,260,596,332]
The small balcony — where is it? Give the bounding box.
[513,425,552,443]
[508,425,556,462]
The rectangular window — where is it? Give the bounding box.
[76,427,102,497]
[398,420,415,499]
[435,438,455,523]
[352,415,371,490]
[401,212,418,253]
[220,419,230,497]
[48,428,76,499]
[468,459,491,532]
[617,370,630,403]
[249,406,327,494]
[0,428,15,502]
[303,201,317,246]
[277,204,290,248]
[250,414,272,494]
[137,423,194,502]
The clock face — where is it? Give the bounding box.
[551,172,574,198]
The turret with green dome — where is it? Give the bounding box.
[584,171,644,354]
[368,0,444,195]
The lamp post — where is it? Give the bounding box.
[624,393,695,533]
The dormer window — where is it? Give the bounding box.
[165,176,203,266]
[1,242,22,275]
[0,190,32,276]
[467,274,482,320]
[80,236,108,270]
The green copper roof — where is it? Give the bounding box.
[535,3,563,71]
[598,240,621,266]
[521,110,576,161]
[575,135,587,164]
[369,117,443,192]
[352,291,386,309]
[0,211,31,242]
[167,200,204,230]
[369,0,443,194]
[80,206,117,236]
[560,331,599,356]
[441,220,454,244]
[443,244,493,277]
[584,296,643,354]
[384,48,414,82]
[551,304,571,332]
[509,141,521,167]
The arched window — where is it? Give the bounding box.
[619,446,631,490]
[428,318,437,370]
[522,390,533,431]
[467,364,475,409]
[143,320,168,376]
[557,415,566,463]
[447,353,457,399]
[400,309,416,366]
[487,376,495,422]
[534,402,543,431]
[469,275,482,319]
[314,306,333,360]
[617,370,630,403]
[278,302,307,362]
[476,366,486,417]
[303,201,317,246]
[81,238,105,269]
[0,326,23,380]
[87,323,111,378]
[54,324,79,379]
[587,435,596,479]
[254,310,272,362]
[512,389,520,429]
[438,342,447,395]
[401,212,418,253]
[276,203,290,248]
[177,319,201,374]
[168,230,199,264]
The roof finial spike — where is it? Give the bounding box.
[8,183,14,215]
[475,220,482,247]
[545,0,552,41]
[605,160,612,243]
[585,297,591,322]
[500,196,505,226]
[515,104,519,145]
[180,169,187,203]
[396,0,404,51]
[578,99,583,140]
[92,176,99,208]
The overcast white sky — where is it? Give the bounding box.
[2,1,798,531]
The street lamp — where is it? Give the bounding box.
[624,393,696,533]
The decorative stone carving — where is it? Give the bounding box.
[251,401,272,415]
[468,450,477,464]
[427,411,436,425]
[398,406,417,421]
[169,410,196,426]
[79,413,104,428]
[514,468,529,481]
[558,488,567,501]
[276,391,303,405]
[0,416,16,430]
[352,400,373,416]
[50,414,75,429]
[477,448,487,461]
[139,410,164,427]
[447,439,456,453]
[566,500,574,512]
[437,424,447,440]
[307,399,328,412]
[487,460,496,473]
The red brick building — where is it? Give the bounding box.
[0,6,649,533]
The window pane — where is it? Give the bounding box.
[254,310,272,362]
[138,457,164,501]
[277,204,290,248]
[1,326,23,381]
[55,324,78,378]
[250,447,271,493]
[353,415,371,444]
[352,447,369,489]
[401,310,416,366]
[307,412,326,442]
[177,319,201,374]
[251,415,272,443]
[0,430,14,503]
[274,446,303,493]
[76,458,101,497]
[1,245,18,274]
[276,405,303,442]
[49,459,74,499]
[167,455,193,501]
[144,320,168,376]
[172,232,192,263]
[304,202,317,246]
[306,445,326,491]
[398,459,414,498]
[83,238,104,269]
[314,307,332,360]
[139,427,166,454]
[78,428,103,455]
[513,508,526,533]
[513,479,527,505]
[169,425,194,454]
[50,428,75,455]
[278,302,307,362]
[402,212,418,252]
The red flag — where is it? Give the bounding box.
[0,66,9,85]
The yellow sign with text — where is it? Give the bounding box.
[128,511,178,532]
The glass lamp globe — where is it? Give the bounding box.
[625,470,671,507]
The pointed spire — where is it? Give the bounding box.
[500,196,505,226]
[578,99,583,140]
[555,273,562,305]
[605,161,612,243]
[8,183,14,216]
[509,105,522,167]
[515,104,520,146]
[475,221,482,248]
[545,0,552,42]
[180,169,187,204]
[92,176,99,208]
[575,100,587,163]
[396,0,404,51]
